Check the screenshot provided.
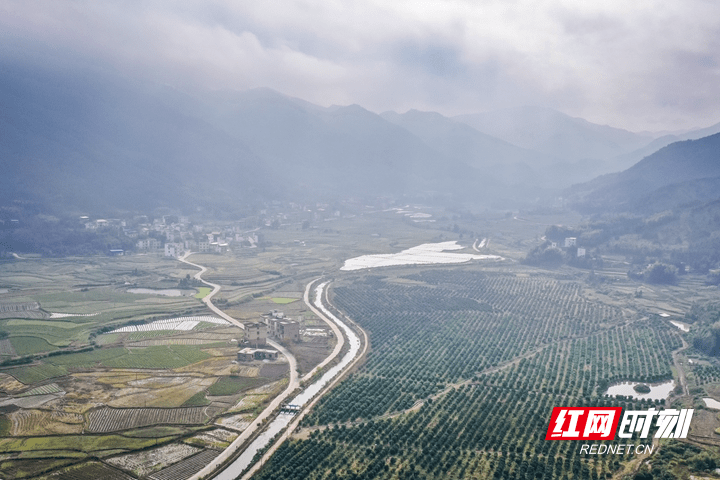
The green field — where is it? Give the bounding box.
[98,345,211,369]
[194,287,212,299]
[6,363,69,384]
[270,297,298,304]
[9,336,59,356]
[208,376,267,396]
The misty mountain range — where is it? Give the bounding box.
[2,60,720,216]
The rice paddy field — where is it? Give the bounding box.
[0,232,368,477]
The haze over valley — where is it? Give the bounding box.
[3,2,720,479]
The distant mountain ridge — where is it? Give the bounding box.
[453,106,657,163]
[3,59,720,216]
[0,63,488,214]
[380,109,616,188]
[567,133,720,213]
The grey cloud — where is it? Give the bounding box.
[1,0,720,131]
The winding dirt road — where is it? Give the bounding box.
[178,252,299,480]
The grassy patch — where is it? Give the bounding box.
[194,287,212,299]
[6,319,80,329]
[6,363,68,384]
[46,347,127,368]
[182,391,209,407]
[122,426,189,438]
[101,345,211,369]
[9,336,59,356]
[0,434,175,453]
[18,450,87,459]
[208,376,267,396]
[270,297,298,304]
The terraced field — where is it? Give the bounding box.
[87,406,217,433]
[34,461,134,480]
[149,449,221,480]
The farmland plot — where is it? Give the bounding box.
[106,442,202,477]
[185,428,238,449]
[0,338,16,356]
[10,408,83,436]
[0,373,25,393]
[149,449,221,480]
[215,413,253,432]
[16,382,63,397]
[87,406,216,433]
[33,461,134,480]
[109,315,228,333]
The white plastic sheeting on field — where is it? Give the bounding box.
[341,241,503,271]
[109,315,229,333]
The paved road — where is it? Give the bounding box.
[178,252,299,480]
[672,337,690,398]
[240,280,369,480]
[299,278,344,383]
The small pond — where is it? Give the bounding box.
[605,380,675,400]
[703,398,720,410]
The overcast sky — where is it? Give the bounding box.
[2,0,719,132]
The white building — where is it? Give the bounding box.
[136,238,160,251]
[564,237,577,248]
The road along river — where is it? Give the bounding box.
[179,253,298,480]
[212,281,364,480]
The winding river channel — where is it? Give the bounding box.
[213,282,361,480]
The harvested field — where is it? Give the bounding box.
[106,443,202,477]
[33,461,134,480]
[10,408,83,436]
[215,413,252,432]
[202,346,238,357]
[108,376,217,408]
[87,406,215,432]
[51,410,85,424]
[174,356,237,376]
[149,449,220,480]
[0,373,26,393]
[227,394,265,413]
[230,365,260,377]
[185,428,238,448]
